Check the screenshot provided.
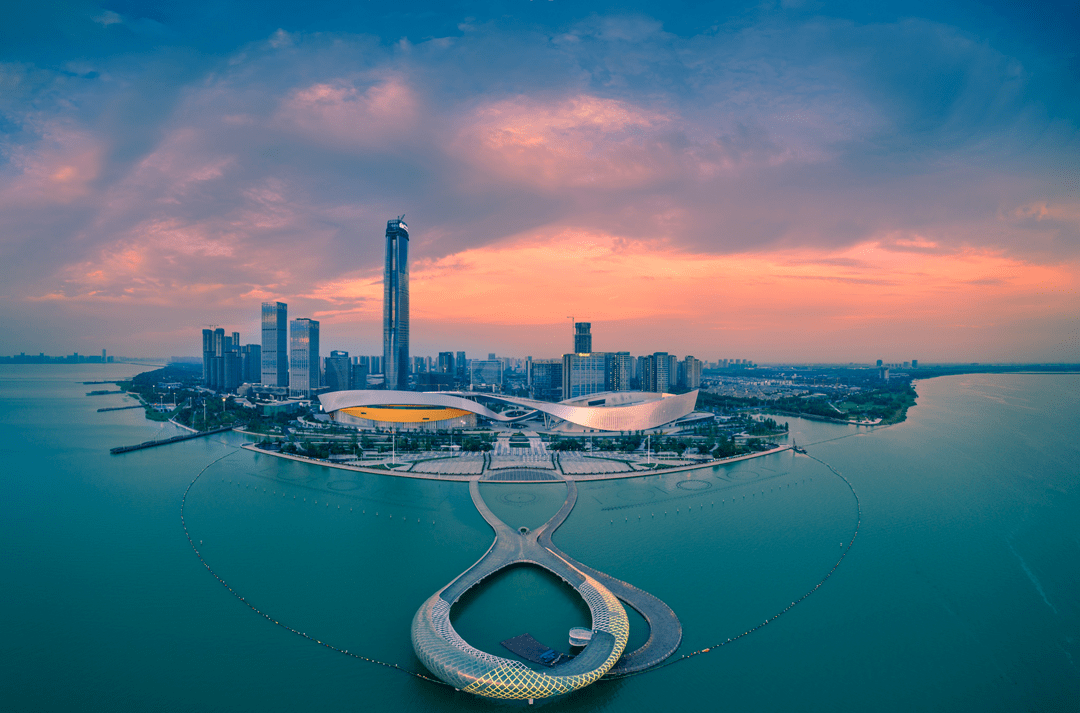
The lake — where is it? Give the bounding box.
[1,365,1077,710]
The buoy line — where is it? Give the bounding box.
[180,447,450,688]
[184,440,859,689]
[603,450,862,681]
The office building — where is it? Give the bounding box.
[911,359,918,369]
[261,302,288,387]
[325,350,351,393]
[241,344,261,383]
[201,329,214,385]
[383,217,410,391]
[456,351,467,382]
[608,352,632,392]
[574,322,592,353]
[562,352,608,399]
[530,358,563,401]
[289,318,320,398]
[438,351,455,374]
[350,357,369,390]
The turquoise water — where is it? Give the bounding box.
[1,366,1077,710]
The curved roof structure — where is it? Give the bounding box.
[319,389,698,431]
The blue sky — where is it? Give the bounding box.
[1,1,1077,361]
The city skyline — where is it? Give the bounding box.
[0,3,1077,363]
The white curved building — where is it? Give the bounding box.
[318,389,698,433]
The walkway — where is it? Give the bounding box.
[410,470,681,699]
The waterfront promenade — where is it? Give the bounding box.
[240,441,792,483]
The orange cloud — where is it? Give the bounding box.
[306,226,1076,359]
[454,94,675,189]
[0,123,102,205]
[275,76,419,147]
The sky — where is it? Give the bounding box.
[1,1,1078,363]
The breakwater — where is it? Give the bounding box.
[111,425,239,454]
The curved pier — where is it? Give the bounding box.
[411,473,681,699]
[534,478,682,675]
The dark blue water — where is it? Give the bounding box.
[1,366,1077,710]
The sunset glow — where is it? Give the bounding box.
[0,4,1076,362]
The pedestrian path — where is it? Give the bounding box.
[411,470,681,699]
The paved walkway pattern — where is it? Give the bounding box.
[411,472,682,699]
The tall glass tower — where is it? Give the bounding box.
[261,301,288,387]
[574,322,592,353]
[383,217,410,391]
[289,318,320,398]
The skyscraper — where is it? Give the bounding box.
[438,351,455,374]
[531,359,563,401]
[640,352,671,393]
[456,351,466,382]
[350,357,369,390]
[202,329,213,385]
[289,318,320,398]
[679,356,702,389]
[241,344,261,383]
[261,302,288,387]
[201,328,242,392]
[562,352,608,399]
[383,217,410,391]
[325,350,350,393]
[608,352,632,391]
[574,322,592,353]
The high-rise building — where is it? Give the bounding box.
[289,318,320,398]
[640,352,671,393]
[679,356,702,389]
[608,352,632,392]
[911,359,918,369]
[876,359,883,367]
[438,351,455,374]
[350,357,369,390]
[530,358,563,401]
[562,352,608,399]
[261,302,288,387]
[325,350,350,393]
[383,217,410,391]
[456,351,467,382]
[223,331,241,391]
[202,328,242,392]
[241,344,261,383]
[202,329,214,385]
[574,322,592,353]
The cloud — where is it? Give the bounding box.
[274,76,421,149]
[0,10,1077,359]
[92,10,123,28]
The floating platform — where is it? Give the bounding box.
[500,634,573,667]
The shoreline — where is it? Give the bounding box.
[238,442,793,482]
